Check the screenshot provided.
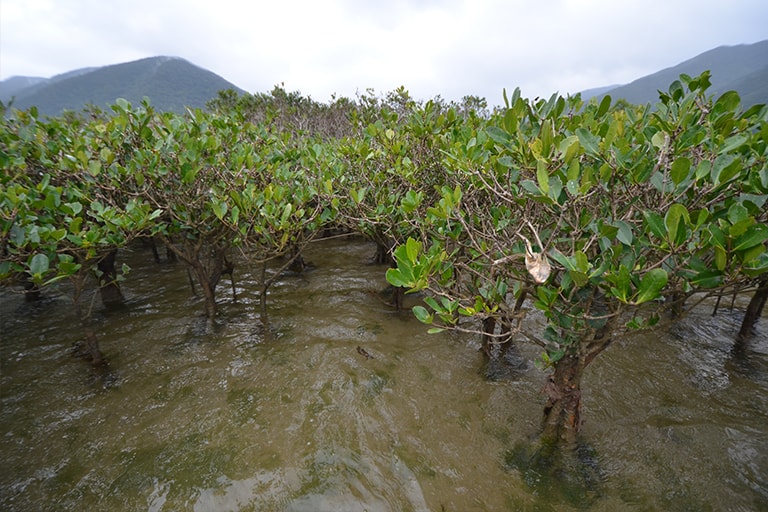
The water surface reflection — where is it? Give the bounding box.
[1,237,766,511]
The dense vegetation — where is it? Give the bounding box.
[1,73,766,485]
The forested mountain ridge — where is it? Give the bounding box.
[587,40,768,106]
[2,40,766,116]
[0,56,245,115]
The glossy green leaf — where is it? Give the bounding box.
[670,157,691,185]
[576,128,600,156]
[412,305,433,324]
[211,200,228,220]
[664,203,689,246]
[385,267,411,288]
[616,221,633,245]
[29,253,49,276]
[405,237,421,264]
[644,211,666,240]
[714,245,727,271]
[597,95,612,117]
[486,126,511,145]
[634,268,668,304]
[733,224,768,252]
[536,160,550,194]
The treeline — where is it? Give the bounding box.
[1,73,766,462]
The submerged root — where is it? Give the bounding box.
[482,342,527,381]
[504,437,604,508]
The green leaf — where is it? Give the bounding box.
[569,270,589,287]
[560,135,580,163]
[727,202,749,225]
[575,128,600,157]
[733,224,768,252]
[50,228,67,241]
[405,237,422,265]
[423,296,441,312]
[280,203,292,225]
[670,157,691,185]
[536,160,549,194]
[486,126,511,145]
[574,251,590,273]
[644,211,666,240]
[615,220,633,245]
[352,187,367,204]
[664,203,689,246]
[88,160,101,177]
[549,249,575,271]
[691,270,723,288]
[385,267,410,288]
[412,305,432,324]
[609,264,632,303]
[711,154,738,185]
[713,90,740,115]
[634,268,668,304]
[211,200,228,220]
[597,95,612,117]
[29,253,50,276]
[719,134,748,155]
[714,245,727,271]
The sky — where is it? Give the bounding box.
[1,0,766,105]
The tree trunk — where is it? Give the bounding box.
[82,323,105,366]
[97,249,124,307]
[390,285,404,310]
[143,236,162,263]
[541,352,583,447]
[259,261,270,334]
[71,271,106,366]
[737,276,768,342]
[481,316,496,358]
[373,241,393,265]
[189,260,218,319]
[160,237,228,319]
[23,278,41,302]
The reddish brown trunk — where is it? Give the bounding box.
[373,242,393,265]
[160,237,228,319]
[738,276,767,342]
[83,324,105,366]
[188,260,218,319]
[23,278,41,301]
[72,272,105,366]
[481,316,496,358]
[541,352,583,446]
[97,249,124,307]
[392,285,404,310]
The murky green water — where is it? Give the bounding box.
[1,237,767,511]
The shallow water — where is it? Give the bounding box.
[1,237,766,511]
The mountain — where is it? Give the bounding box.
[1,76,48,98]
[587,40,768,107]
[579,84,621,102]
[1,56,246,116]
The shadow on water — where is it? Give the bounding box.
[482,342,529,382]
[503,437,604,510]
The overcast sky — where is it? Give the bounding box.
[1,0,766,104]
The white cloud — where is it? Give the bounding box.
[1,0,766,104]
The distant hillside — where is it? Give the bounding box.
[579,84,620,102]
[589,40,768,107]
[0,56,246,116]
[1,76,48,99]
